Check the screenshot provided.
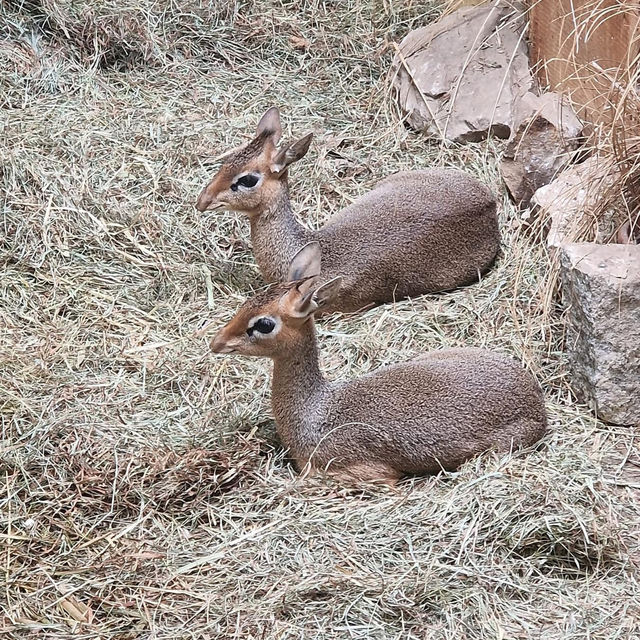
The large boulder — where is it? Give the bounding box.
[501,92,583,208]
[392,1,535,142]
[559,242,640,425]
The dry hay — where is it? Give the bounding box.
[590,67,640,244]
[1,1,640,638]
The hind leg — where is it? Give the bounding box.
[494,419,547,454]
[331,462,401,487]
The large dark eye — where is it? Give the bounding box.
[232,174,260,191]
[247,317,275,336]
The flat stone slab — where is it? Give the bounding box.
[392,1,534,142]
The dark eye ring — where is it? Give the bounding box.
[247,317,276,336]
[234,174,260,190]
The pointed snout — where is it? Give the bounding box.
[210,332,237,354]
[196,184,217,212]
[195,181,227,213]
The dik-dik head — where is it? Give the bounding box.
[196,107,313,215]
[211,243,341,357]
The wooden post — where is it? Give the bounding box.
[528,0,640,126]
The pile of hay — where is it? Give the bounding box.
[2,1,639,637]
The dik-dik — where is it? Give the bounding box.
[196,107,501,313]
[210,259,547,485]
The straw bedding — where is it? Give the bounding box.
[1,1,639,637]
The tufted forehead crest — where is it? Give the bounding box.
[238,282,292,313]
[220,131,274,170]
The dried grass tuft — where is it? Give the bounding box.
[4,0,238,69]
[530,0,640,245]
[2,1,640,638]
[46,430,260,515]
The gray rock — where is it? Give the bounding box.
[531,155,620,248]
[501,92,583,207]
[559,242,640,425]
[392,1,535,142]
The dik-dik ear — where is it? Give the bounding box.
[310,276,342,310]
[287,241,321,282]
[271,133,313,174]
[285,276,343,319]
[256,106,282,144]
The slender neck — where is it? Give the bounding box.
[249,180,310,282]
[270,322,327,455]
